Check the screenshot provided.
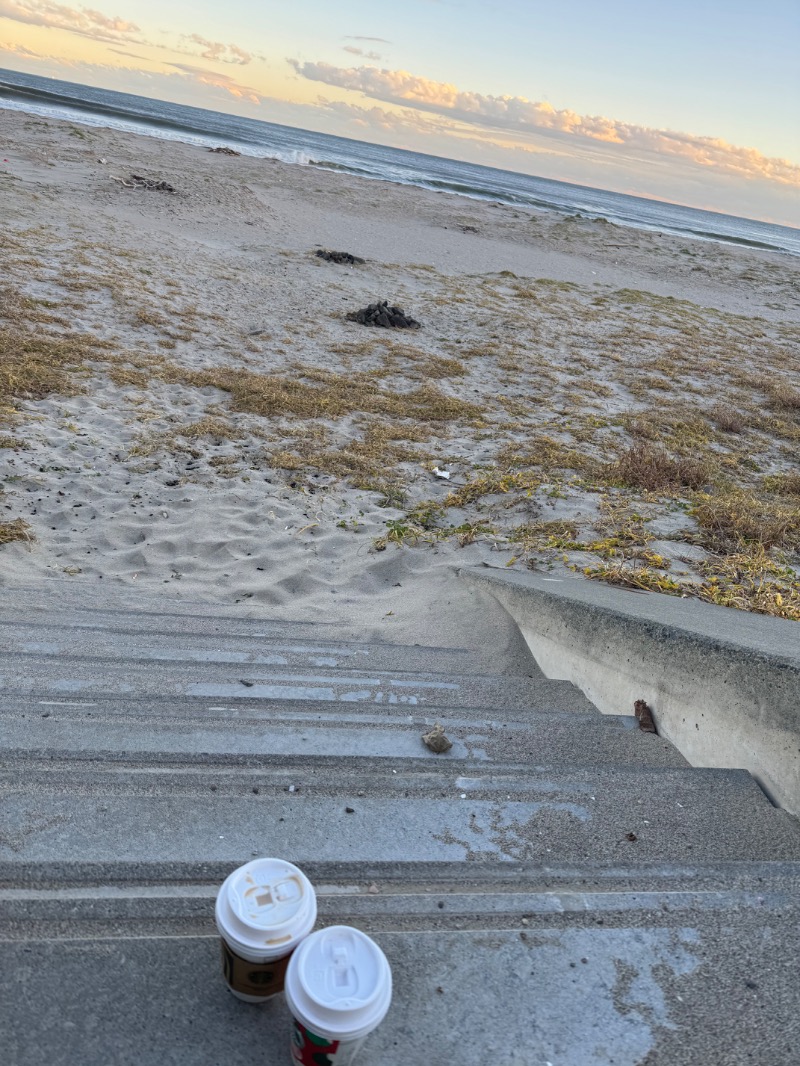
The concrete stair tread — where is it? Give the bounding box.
[3,759,798,863]
[0,656,594,712]
[0,688,597,723]
[2,863,799,1065]
[0,619,542,679]
[0,588,529,669]
[0,699,688,767]
[0,592,367,636]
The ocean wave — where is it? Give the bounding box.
[311,159,375,178]
[0,93,317,166]
[417,177,503,199]
[390,175,603,217]
[266,149,312,165]
[0,81,228,141]
[676,227,788,254]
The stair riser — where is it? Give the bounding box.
[1,888,794,938]
[6,859,799,893]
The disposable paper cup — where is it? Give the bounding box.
[285,926,392,1065]
[215,858,317,1002]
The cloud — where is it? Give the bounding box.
[343,45,382,60]
[168,61,262,104]
[323,98,569,163]
[0,1,139,43]
[322,98,450,136]
[0,37,44,56]
[108,46,150,61]
[289,60,800,187]
[344,35,390,44]
[0,5,253,67]
[183,33,252,65]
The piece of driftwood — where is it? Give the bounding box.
[111,174,176,192]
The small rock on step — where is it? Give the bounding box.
[422,722,453,753]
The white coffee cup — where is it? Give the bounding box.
[285,925,392,1064]
[215,858,317,1002]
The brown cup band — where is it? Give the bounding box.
[220,939,291,998]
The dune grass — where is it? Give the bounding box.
[0,518,34,544]
[3,212,799,618]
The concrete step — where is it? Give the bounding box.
[0,654,594,712]
[2,861,799,1065]
[0,595,378,643]
[3,756,798,864]
[5,856,799,903]
[0,618,541,679]
[2,859,799,936]
[0,697,687,768]
[0,586,535,676]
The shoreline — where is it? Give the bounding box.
[1,109,799,624]
[2,73,798,259]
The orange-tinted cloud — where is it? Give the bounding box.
[0,5,256,70]
[168,62,262,105]
[322,98,449,136]
[0,37,44,56]
[290,61,800,187]
[184,33,252,66]
[0,0,138,42]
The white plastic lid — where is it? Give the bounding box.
[285,926,392,1042]
[215,858,317,959]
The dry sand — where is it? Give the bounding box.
[1,109,799,630]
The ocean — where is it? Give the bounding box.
[2,66,799,258]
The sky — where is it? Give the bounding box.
[1,0,799,225]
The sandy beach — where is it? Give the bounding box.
[1,109,799,627]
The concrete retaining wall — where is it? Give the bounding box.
[459,567,800,815]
